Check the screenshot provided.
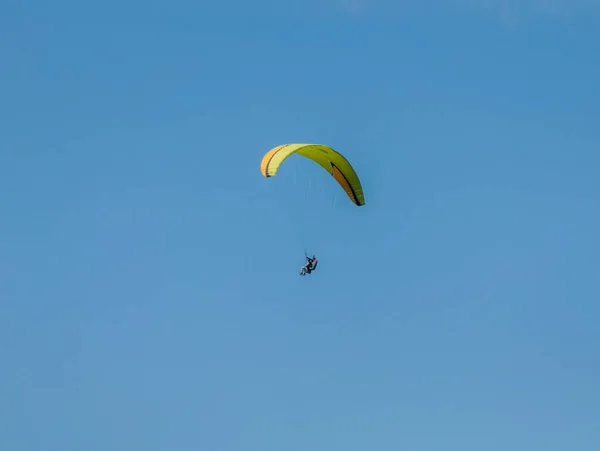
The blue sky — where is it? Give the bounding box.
[1,1,599,450]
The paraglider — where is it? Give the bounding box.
[260,143,365,276]
[300,255,318,276]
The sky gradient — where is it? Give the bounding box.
[1,1,599,450]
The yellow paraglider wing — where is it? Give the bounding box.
[260,144,365,206]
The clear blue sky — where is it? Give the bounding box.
[1,1,599,450]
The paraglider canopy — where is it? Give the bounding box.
[260,144,365,206]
